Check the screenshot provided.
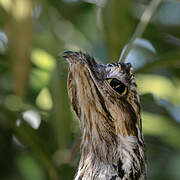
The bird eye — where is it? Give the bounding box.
[107,78,127,95]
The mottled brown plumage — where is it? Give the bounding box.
[63,51,147,180]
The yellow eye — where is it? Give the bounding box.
[122,86,127,95]
[107,78,128,95]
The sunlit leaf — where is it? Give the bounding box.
[29,68,50,91]
[137,74,180,104]
[31,48,56,72]
[143,111,180,148]
[36,88,53,110]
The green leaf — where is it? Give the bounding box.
[135,50,180,74]
[141,93,180,122]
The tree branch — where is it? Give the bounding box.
[120,0,162,63]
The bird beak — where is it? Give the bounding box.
[59,50,81,61]
[59,51,98,70]
[59,50,83,65]
[58,50,74,58]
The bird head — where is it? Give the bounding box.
[62,51,142,138]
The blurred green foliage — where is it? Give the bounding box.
[0,0,180,179]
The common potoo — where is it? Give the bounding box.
[62,51,146,180]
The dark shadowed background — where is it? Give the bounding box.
[0,0,180,179]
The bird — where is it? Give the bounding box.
[62,51,147,180]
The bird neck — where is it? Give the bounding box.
[75,114,146,180]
